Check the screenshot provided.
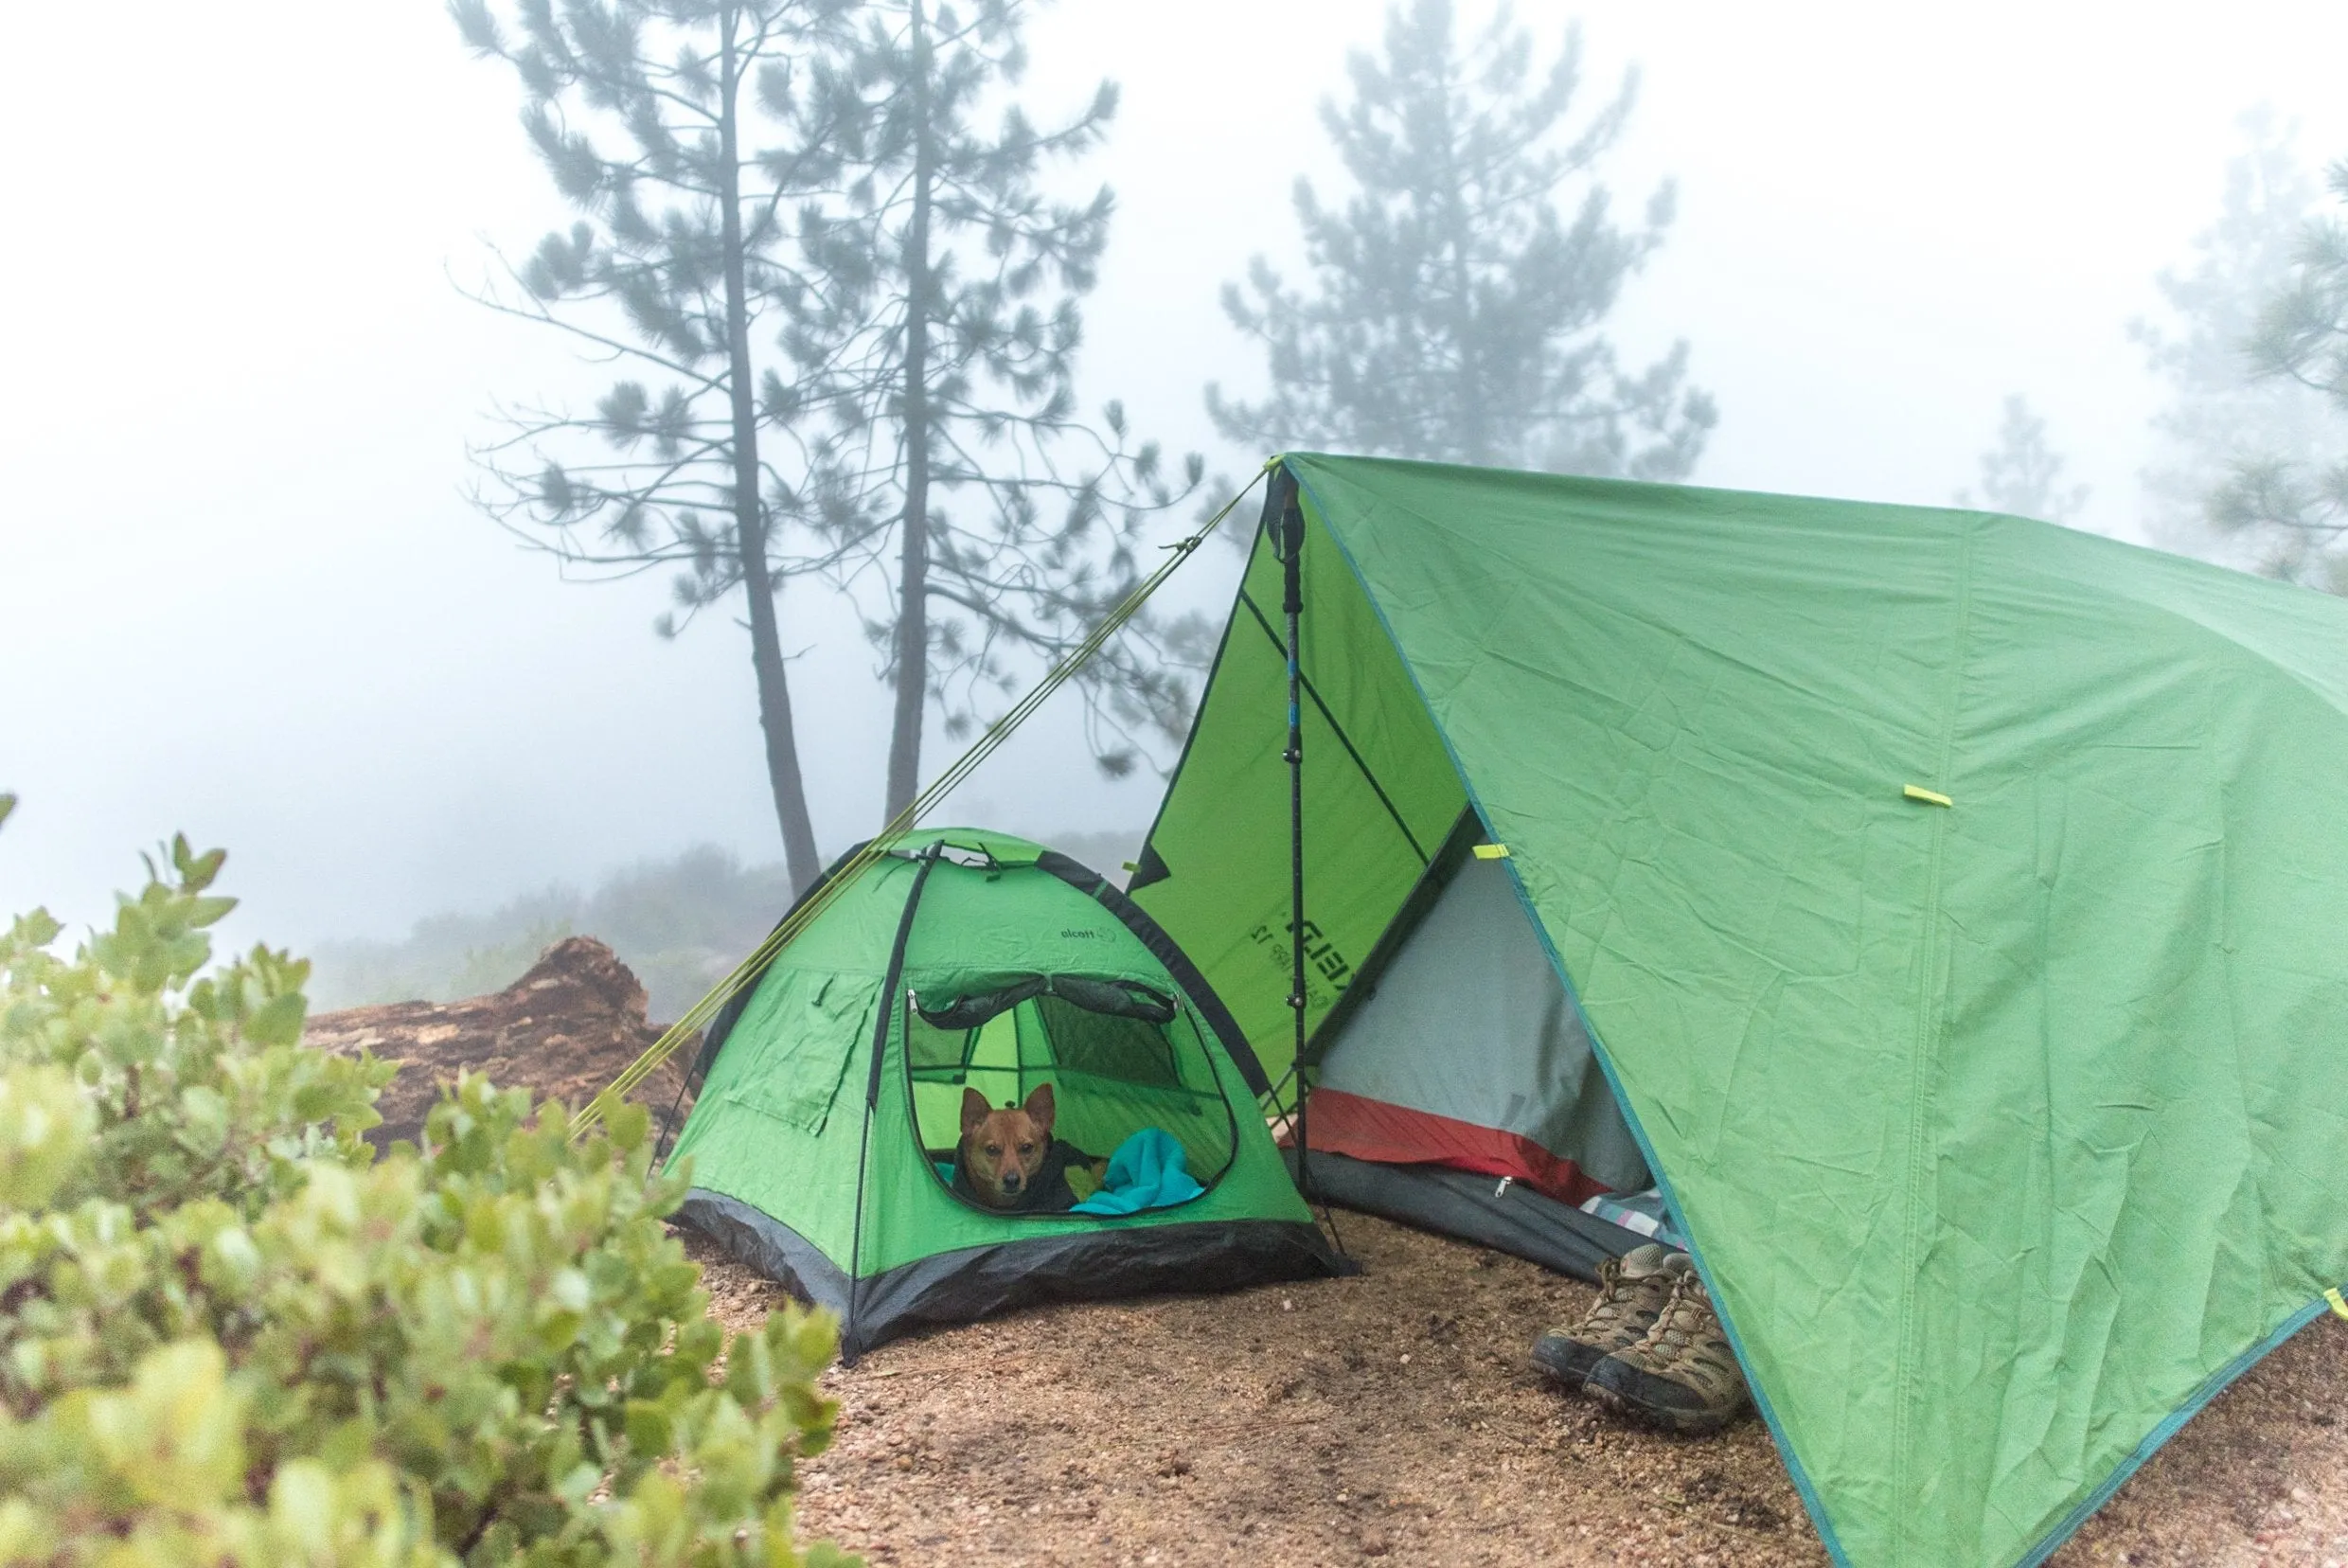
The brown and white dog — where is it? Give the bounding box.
[957,1084,1061,1209]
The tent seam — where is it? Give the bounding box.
[1284,456,1864,1568]
[1891,519,1976,1561]
[1237,586,1433,864]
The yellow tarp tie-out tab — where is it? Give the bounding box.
[1903,785,1953,808]
[2326,1287,2348,1320]
[1473,843,1511,860]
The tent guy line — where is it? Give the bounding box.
[567,463,1274,1143]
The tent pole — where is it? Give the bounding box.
[1276,474,1310,1201]
[844,1099,873,1363]
[845,849,939,1363]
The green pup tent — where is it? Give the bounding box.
[1128,454,2348,1568]
[668,828,1342,1359]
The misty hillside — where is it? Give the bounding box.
[308,829,1145,1023]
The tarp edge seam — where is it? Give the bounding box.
[2010,1293,2335,1568]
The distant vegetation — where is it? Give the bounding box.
[2137,110,2348,584]
[310,831,1144,1021]
[1210,1,1713,480]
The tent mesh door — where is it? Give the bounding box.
[907,986,1241,1213]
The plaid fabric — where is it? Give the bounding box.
[1579,1187,1686,1251]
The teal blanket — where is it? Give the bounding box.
[1068,1129,1202,1215]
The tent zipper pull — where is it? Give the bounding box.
[1903,785,1953,808]
[2327,1287,2348,1320]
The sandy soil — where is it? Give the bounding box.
[694,1219,2348,1568]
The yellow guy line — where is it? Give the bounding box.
[568,463,1276,1143]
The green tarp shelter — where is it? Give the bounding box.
[669,828,1342,1358]
[1129,454,2348,1568]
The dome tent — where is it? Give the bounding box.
[668,828,1343,1358]
[1130,454,2348,1568]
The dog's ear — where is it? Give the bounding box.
[960,1087,991,1137]
[1023,1082,1056,1135]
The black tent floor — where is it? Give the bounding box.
[675,1188,1348,1360]
[679,1156,1641,1363]
[1294,1150,1649,1282]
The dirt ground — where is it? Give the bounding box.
[316,941,2348,1565]
[694,1219,2348,1568]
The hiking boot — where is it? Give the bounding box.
[1531,1243,1689,1392]
[1587,1269,1751,1434]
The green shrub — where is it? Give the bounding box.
[0,800,854,1567]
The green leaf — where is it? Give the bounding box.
[170,836,228,894]
[623,1399,673,1457]
[0,1063,95,1210]
[243,992,307,1050]
[198,1224,261,1298]
[88,1340,249,1506]
[183,894,239,930]
[264,1457,336,1557]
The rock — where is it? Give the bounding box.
[305,936,692,1149]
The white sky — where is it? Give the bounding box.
[4,0,2345,949]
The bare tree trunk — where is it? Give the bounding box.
[882,0,936,823]
[720,4,823,891]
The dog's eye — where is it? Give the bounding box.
[1019,1142,1035,1154]
[985,1144,1002,1156]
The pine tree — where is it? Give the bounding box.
[1955,396,2090,525]
[786,0,1201,821]
[2214,155,2348,584]
[2133,109,2338,579]
[1209,0,1715,478]
[451,0,852,893]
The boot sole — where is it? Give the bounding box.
[1530,1334,1606,1391]
[1586,1359,1748,1435]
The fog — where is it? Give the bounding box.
[4,1,2345,956]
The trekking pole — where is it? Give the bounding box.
[1272,467,1310,1201]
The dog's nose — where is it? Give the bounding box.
[1002,1171,1023,1191]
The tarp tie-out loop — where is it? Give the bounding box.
[567,461,1279,1143]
